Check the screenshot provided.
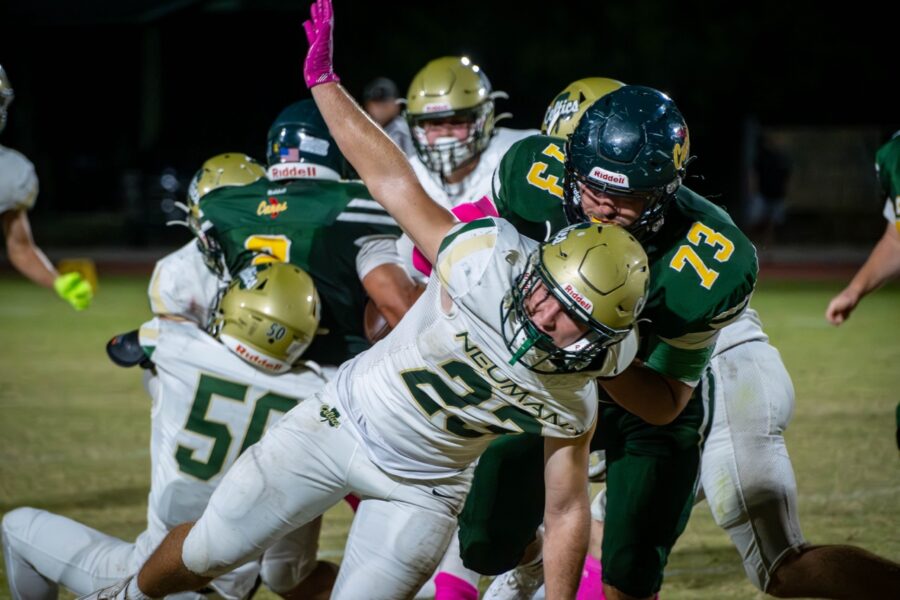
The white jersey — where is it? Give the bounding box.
[336,218,636,479]
[0,144,38,214]
[134,318,333,559]
[399,127,538,276]
[147,241,223,325]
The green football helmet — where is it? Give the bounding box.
[541,77,624,139]
[501,222,649,373]
[266,99,348,181]
[0,64,14,134]
[405,56,506,179]
[181,153,266,277]
[209,262,322,374]
[563,85,692,240]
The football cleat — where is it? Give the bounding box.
[76,576,133,600]
[483,559,544,600]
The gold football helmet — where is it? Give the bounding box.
[210,262,322,373]
[177,153,266,276]
[501,222,649,373]
[541,77,624,139]
[0,64,15,134]
[405,56,506,179]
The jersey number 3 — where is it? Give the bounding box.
[245,234,292,265]
[669,222,735,289]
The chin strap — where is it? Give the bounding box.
[508,335,537,366]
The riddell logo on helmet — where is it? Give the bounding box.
[563,283,593,313]
[234,343,281,372]
[269,164,318,179]
[588,167,629,188]
[423,102,452,113]
[257,198,288,219]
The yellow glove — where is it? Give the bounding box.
[53,272,93,310]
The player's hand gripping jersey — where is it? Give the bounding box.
[196,177,401,365]
[494,134,758,383]
[332,218,637,479]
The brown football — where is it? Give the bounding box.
[364,299,392,343]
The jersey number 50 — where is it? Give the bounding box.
[175,374,298,481]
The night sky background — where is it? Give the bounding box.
[1,0,897,246]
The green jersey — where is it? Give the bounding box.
[199,178,401,366]
[875,131,900,229]
[493,134,758,383]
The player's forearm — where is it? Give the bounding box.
[844,223,900,299]
[363,263,425,327]
[543,504,589,599]
[310,83,454,262]
[3,210,57,287]
[8,244,57,288]
[600,363,693,425]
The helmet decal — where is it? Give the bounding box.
[541,77,625,138]
[588,167,629,188]
[673,135,690,171]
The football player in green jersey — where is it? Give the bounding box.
[827,131,900,455]
[1,63,93,310]
[481,83,900,600]
[193,99,421,367]
[462,84,757,600]
[826,131,900,326]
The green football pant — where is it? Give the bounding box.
[458,372,713,596]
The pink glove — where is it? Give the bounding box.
[302,0,340,87]
[411,196,499,276]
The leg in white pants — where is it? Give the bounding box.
[182,394,470,599]
[588,341,806,592]
[2,507,136,599]
[259,516,324,593]
[700,340,805,591]
[1,507,257,600]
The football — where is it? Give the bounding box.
[364,298,392,343]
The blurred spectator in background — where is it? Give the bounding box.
[361,77,414,156]
[0,63,93,310]
[747,132,792,247]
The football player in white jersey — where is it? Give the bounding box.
[2,262,339,600]
[75,2,659,597]
[148,152,266,326]
[398,55,539,279]
[0,64,92,310]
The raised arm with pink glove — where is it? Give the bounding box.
[301,0,456,266]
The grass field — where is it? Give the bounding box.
[1,275,898,599]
